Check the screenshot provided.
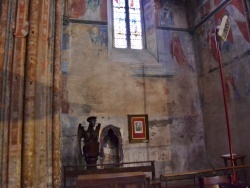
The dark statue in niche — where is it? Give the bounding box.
[78,116,101,169]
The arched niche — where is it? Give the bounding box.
[99,125,123,165]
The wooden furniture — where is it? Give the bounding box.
[218,184,247,188]
[198,175,231,188]
[78,116,101,169]
[161,169,197,186]
[64,160,161,188]
[76,172,147,188]
[160,165,250,188]
[221,154,247,167]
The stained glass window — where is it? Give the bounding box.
[113,0,143,49]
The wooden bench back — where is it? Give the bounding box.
[63,160,156,187]
[198,175,231,188]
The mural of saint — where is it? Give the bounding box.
[206,19,219,62]
[158,6,174,26]
[84,0,101,20]
[170,32,194,71]
[89,26,108,47]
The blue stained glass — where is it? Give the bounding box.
[113,0,143,49]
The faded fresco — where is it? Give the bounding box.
[195,0,250,74]
[61,1,207,184]
[144,0,158,59]
[154,0,188,28]
[158,30,196,74]
[69,0,107,21]
[194,0,230,25]
[195,0,250,167]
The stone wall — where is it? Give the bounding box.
[61,0,207,180]
[192,0,250,167]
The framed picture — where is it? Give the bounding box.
[128,114,149,143]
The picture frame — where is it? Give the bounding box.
[127,114,149,143]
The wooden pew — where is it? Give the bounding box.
[63,160,161,188]
[160,165,250,188]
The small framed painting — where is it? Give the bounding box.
[128,114,149,143]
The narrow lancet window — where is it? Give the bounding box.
[113,0,143,49]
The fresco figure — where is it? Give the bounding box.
[224,73,241,101]
[84,0,101,20]
[206,20,219,62]
[170,32,194,71]
[158,6,174,26]
[89,26,107,47]
[225,4,250,50]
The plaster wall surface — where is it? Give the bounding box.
[61,1,207,183]
[193,0,250,167]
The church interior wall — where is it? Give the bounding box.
[61,0,207,180]
[191,0,250,166]
[0,0,250,187]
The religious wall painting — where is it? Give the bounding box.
[88,25,108,47]
[194,0,229,25]
[195,0,250,74]
[144,2,158,59]
[155,0,188,28]
[158,6,174,26]
[69,0,107,21]
[69,0,85,18]
[75,25,108,58]
[157,30,195,74]
[194,18,220,73]
[214,0,250,58]
[144,3,155,35]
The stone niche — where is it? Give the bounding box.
[99,125,123,165]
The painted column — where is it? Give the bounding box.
[0,1,12,187]
[53,0,63,186]
[1,0,63,187]
[8,0,29,187]
[22,0,39,186]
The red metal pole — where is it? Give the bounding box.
[214,28,236,182]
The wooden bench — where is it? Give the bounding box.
[160,165,250,188]
[63,160,161,188]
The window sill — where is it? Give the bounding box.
[108,48,158,64]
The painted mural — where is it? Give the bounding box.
[195,0,250,102]
[195,0,250,74]
[69,0,107,21]
[144,0,158,59]
[157,30,195,74]
[89,25,108,47]
[154,0,188,28]
[194,0,230,25]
